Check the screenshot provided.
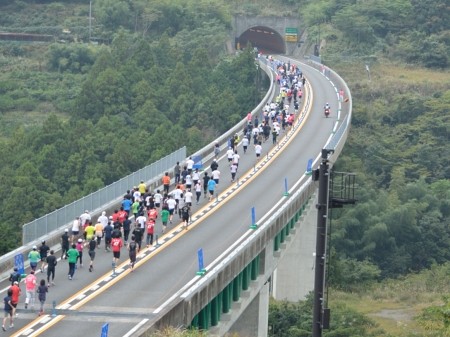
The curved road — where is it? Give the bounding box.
[4,57,345,337]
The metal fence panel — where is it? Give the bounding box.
[22,147,186,244]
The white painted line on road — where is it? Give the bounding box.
[122,318,149,337]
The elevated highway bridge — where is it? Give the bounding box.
[0,54,351,337]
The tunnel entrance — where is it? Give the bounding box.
[237,26,286,54]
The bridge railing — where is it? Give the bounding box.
[138,58,353,332]
[22,147,187,245]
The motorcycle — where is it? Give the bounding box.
[324,108,330,118]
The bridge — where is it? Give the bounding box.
[0,55,351,337]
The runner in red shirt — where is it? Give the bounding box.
[147,207,158,221]
[117,207,127,224]
[9,282,21,311]
[111,235,123,272]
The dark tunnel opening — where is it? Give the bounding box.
[236,26,286,54]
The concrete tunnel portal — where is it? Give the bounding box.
[237,26,286,54]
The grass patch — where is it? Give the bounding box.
[329,263,450,336]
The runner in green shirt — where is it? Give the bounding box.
[66,244,79,280]
[28,246,41,272]
[160,208,170,234]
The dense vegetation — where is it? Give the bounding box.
[0,0,263,253]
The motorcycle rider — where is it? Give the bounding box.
[324,103,331,117]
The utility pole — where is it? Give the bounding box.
[312,150,357,337]
[312,149,332,337]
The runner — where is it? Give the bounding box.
[202,172,209,198]
[160,207,170,234]
[9,282,20,316]
[66,244,79,280]
[104,218,114,252]
[36,280,48,316]
[76,238,84,268]
[162,172,171,194]
[39,241,49,272]
[230,163,238,182]
[95,220,104,248]
[146,218,155,247]
[255,142,262,158]
[211,167,220,184]
[88,237,96,272]
[46,250,57,286]
[128,236,138,272]
[24,271,36,309]
[180,204,190,230]
[242,136,249,154]
[111,234,123,273]
[166,195,177,224]
[2,289,14,331]
[184,189,193,207]
[8,268,21,287]
[194,181,202,204]
[207,177,217,201]
[61,229,70,259]
[28,246,40,272]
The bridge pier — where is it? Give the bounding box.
[273,193,317,301]
[208,193,317,336]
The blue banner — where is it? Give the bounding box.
[197,248,204,272]
[101,323,109,337]
[193,155,203,169]
[306,158,313,174]
[14,254,25,275]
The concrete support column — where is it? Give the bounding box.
[273,193,317,301]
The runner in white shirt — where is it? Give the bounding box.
[230,163,238,182]
[185,174,193,189]
[255,143,262,158]
[153,190,163,208]
[135,214,147,232]
[186,157,195,173]
[242,137,249,154]
[211,169,221,184]
[226,147,234,162]
[184,189,193,206]
[166,196,177,223]
[192,169,200,185]
[133,190,142,202]
[171,186,183,212]
[232,151,240,167]
[194,181,202,204]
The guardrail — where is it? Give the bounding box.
[22,147,187,245]
[138,57,353,332]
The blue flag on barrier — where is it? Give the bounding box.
[14,254,25,275]
[306,159,313,175]
[101,323,109,337]
[193,155,203,170]
[197,248,204,272]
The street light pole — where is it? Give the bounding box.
[312,149,333,337]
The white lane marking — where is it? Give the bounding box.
[122,318,150,337]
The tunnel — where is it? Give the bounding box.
[237,26,286,54]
